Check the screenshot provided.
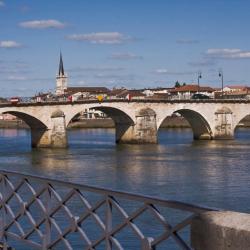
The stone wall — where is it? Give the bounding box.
[191,211,250,250]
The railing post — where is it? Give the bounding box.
[106,196,112,250]
[43,184,51,250]
[142,237,154,250]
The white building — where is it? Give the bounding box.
[142,87,173,97]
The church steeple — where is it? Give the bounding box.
[58,52,65,76]
[56,52,68,95]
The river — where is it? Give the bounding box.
[0,127,249,212]
[0,128,250,249]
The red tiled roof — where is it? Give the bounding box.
[128,90,145,97]
[139,87,174,91]
[109,88,127,96]
[170,84,215,93]
[65,87,110,94]
[117,90,145,98]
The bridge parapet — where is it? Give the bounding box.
[191,211,250,250]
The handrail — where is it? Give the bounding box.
[0,170,217,213]
[0,170,218,249]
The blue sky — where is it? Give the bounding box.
[1,0,250,96]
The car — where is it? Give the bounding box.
[191,93,210,99]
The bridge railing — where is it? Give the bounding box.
[1,98,250,108]
[0,170,218,249]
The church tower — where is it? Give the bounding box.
[56,52,68,95]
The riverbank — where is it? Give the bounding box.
[0,120,29,129]
[68,117,191,129]
[0,117,190,129]
[1,115,250,129]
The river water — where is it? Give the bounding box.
[0,128,250,248]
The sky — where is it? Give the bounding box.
[1,0,250,97]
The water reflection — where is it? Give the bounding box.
[0,128,249,213]
[0,128,29,137]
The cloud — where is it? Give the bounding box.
[176,39,199,44]
[19,19,66,29]
[154,69,194,75]
[0,60,30,74]
[66,32,132,44]
[93,73,136,83]
[109,53,143,60]
[0,40,22,48]
[205,48,250,59]
[0,1,5,7]
[6,76,27,81]
[188,59,216,67]
[69,66,125,73]
[20,5,31,13]
[155,69,169,74]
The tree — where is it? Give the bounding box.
[175,81,181,88]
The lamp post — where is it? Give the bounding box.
[219,70,224,99]
[197,71,202,93]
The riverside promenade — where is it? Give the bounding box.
[0,170,249,250]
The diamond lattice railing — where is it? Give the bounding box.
[0,170,217,249]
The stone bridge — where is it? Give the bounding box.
[0,99,249,148]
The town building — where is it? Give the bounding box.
[169,84,215,99]
[0,113,17,121]
[221,86,250,99]
[223,85,247,93]
[212,85,250,99]
[55,52,68,96]
[65,87,110,101]
[108,88,128,99]
[55,53,110,101]
[113,89,146,100]
[142,87,173,97]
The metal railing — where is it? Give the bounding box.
[0,170,218,249]
[1,98,250,108]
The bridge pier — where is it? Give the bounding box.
[31,128,51,148]
[31,110,68,148]
[116,108,158,144]
[213,107,234,139]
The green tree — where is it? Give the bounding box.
[175,81,181,88]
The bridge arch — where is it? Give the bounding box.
[233,111,250,133]
[67,106,135,143]
[2,111,48,147]
[159,109,213,140]
[3,111,47,129]
[175,109,212,139]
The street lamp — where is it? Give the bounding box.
[197,71,202,93]
[219,70,224,98]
